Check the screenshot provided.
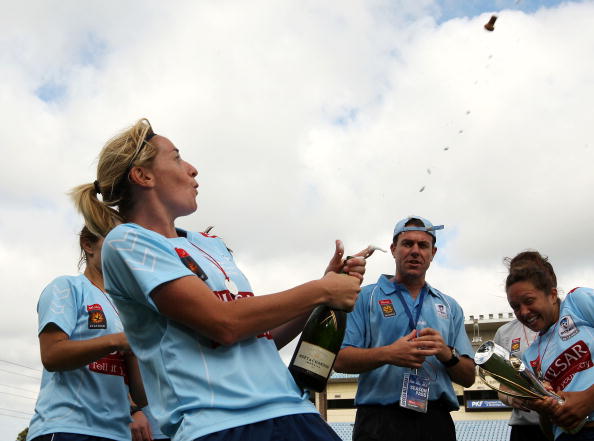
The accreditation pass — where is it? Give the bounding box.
[400,372,430,413]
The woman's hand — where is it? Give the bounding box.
[130,410,152,441]
[324,240,374,282]
[550,390,594,431]
[522,396,560,415]
[319,271,361,312]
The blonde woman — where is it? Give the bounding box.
[27,227,147,441]
[71,119,365,441]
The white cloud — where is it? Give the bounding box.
[1,0,593,438]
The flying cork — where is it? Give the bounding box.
[484,15,497,31]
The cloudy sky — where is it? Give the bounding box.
[1,0,593,438]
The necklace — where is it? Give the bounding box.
[522,324,537,347]
[88,276,120,318]
[533,321,558,380]
[187,240,239,296]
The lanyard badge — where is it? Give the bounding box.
[394,285,431,412]
[400,372,430,413]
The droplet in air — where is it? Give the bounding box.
[427,169,431,175]
[466,110,471,115]
[444,146,450,151]
[458,129,464,134]
[419,186,425,192]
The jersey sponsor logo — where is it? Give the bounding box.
[379,299,396,317]
[543,340,593,391]
[209,291,273,347]
[88,353,128,383]
[511,337,521,353]
[558,315,579,341]
[212,290,253,302]
[87,304,107,329]
[435,303,448,319]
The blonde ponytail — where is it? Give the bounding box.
[71,118,158,236]
[70,182,124,238]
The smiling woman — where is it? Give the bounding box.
[504,251,594,441]
[69,119,367,441]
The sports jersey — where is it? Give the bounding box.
[493,319,540,425]
[341,274,474,409]
[142,405,167,440]
[26,275,130,441]
[102,223,316,441]
[522,287,594,440]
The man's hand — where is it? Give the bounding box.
[384,330,440,368]
[414,328,449,362]
[130,410,152,441]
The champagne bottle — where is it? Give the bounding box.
[288,303,347,392]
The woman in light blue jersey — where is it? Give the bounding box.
[27,226,149,441]
[504,250,594,441]
[70,118,365,441]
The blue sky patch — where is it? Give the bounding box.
[435,0,584,23]
[78,32,108,67]
[332,107,359,126]
[35,81,67,103]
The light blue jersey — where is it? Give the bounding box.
[27,275,130,441]
[102,223,316,441]
[341,274,474,409]
[142,405,167,440]
[522,287,594,440]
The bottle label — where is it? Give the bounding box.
[293,341,335,377]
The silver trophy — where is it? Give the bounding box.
[474,340,586,434]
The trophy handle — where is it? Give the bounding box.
[478,368,543,400]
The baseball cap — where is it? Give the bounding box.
[393,216,444,239]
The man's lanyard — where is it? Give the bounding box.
[394,284,428,332]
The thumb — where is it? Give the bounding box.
[404,329,417,341]
[330,239,345,265]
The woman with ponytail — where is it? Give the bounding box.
[504,251,594,441]
[26,227,148,441]
[71,119,367,441]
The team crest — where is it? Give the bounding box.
[511,337,521,353]
[87,304,107,329]
[435,303,448,319]
[558,315,579,341]
[379,299,396,317]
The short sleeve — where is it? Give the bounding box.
[342,287,370,349]
[102,224,194,311]
[493,325,503,346]
[564,287,594,326]
[37,276,79,337]
[450,300,474,357]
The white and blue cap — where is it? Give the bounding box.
[393,215,444,240]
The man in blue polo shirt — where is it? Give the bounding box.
[334,216,475,441]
